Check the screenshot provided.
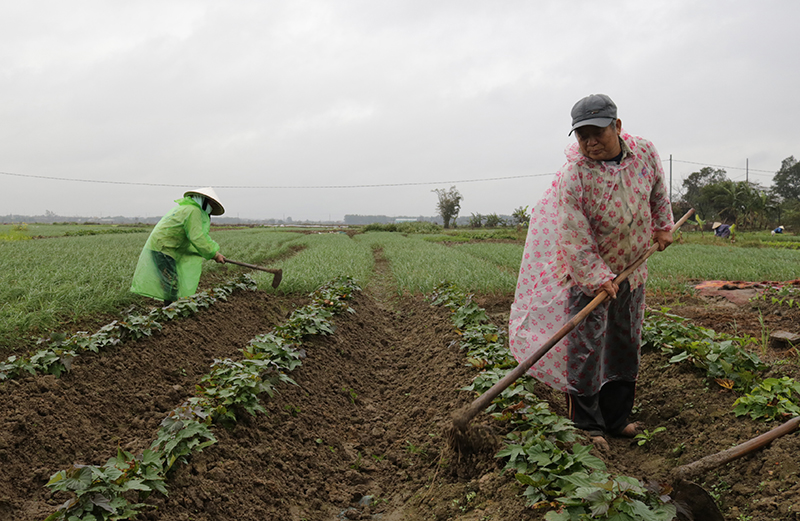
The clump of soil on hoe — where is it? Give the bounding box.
[1,279,799,520]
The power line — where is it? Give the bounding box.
[0,155,781,189]
[670,159,775,174]
[0,169,556,189]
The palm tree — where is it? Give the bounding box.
[711,181,751,227]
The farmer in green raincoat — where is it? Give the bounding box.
[131,187,226,305]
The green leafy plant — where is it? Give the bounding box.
[273,305,334,340]
[708,479,731,502]
[733,377,800,420]
[245,332,305,370]
[634,427,667,447]
[543,476,676,521]
[284,404,301,417]
[44,448,166,521]
[643,307,800,427]
[645,308,766,391]
[692,215,706,236]
[197,358,287,424]
[405,441,428,456]
[451,300,490,332]
[150,402,217,472]
[342,387,358,405]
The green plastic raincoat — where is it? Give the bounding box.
[131,197,220,301]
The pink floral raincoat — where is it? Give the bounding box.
[508,131,673,394]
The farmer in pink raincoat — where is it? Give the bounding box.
[508,94,674,450]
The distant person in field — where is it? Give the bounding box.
[712,222,731,238]
[508,93,674,452]
[131,187,226,306]
[772,225,784,235]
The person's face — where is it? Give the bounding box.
[575,119,622,161]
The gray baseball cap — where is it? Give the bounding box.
[569,94,617,135]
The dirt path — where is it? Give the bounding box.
[144,248,533,520]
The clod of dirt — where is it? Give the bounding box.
[447,420,500,455]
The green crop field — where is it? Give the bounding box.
[0,223,150,239]
[355,231,517,294]
[3,224,800,351]
[451,242,524,271]
[0,233,146,346]
[647,243,800,294]
[263,232,375,293]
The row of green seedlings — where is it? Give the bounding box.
[61,228,149,237]
[0,274,258,382]
[44,276,361,521]
[760,241,800,250]
[749,284,800,310]
[428,282,676,521]
[643,308,800,421]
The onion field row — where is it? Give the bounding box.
[4,225,800,352]
[354,232,517,293]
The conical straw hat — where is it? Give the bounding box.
[184,187,225,216]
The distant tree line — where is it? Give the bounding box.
[672,155,800,231]
[429,186,528,229]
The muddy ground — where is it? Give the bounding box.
[1,264,799,520]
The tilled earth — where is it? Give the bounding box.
[1,269,799,520]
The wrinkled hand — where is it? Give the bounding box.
[214,252,226,264]
[599,279,619,299]
[653,230,673,251]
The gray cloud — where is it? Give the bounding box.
[2,0,798,221]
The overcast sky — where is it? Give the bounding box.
[2,0,798,222]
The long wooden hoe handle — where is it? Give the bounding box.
[670,415,800,482]
[225,259,280,274]
[225,259,283,288]
[452,208,695,432]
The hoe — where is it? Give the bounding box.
[225,259,283,288]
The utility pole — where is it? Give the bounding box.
[669,154,673,202]
[746,158,749,183]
